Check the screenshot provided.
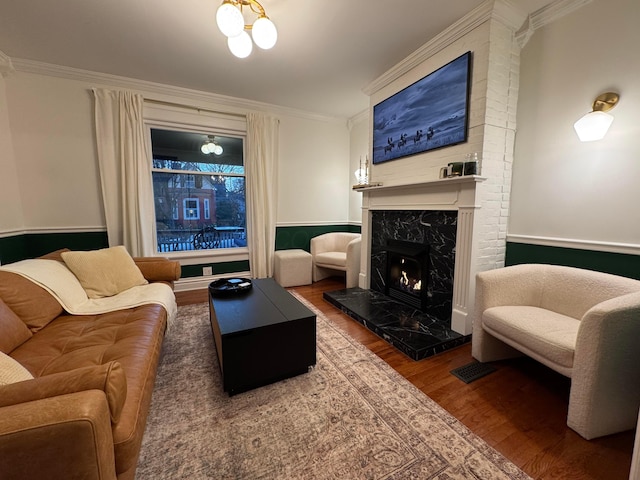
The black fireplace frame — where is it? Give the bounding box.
[384,239,430,311]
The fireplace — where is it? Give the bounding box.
[384,239,429,311]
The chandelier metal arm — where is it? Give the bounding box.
[231,0,268,24]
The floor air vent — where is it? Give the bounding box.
[450,362,497,384]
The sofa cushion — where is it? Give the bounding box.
[0,271,64,332]
[62,246,148,299]
[314,251,347,268]
[0,298,32,353]
[482,305,579,371]
[10,304,167,475]
[0,351,34,385]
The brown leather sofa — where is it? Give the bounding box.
[0,250,181,480]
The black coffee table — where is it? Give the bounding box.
[208,278,316,395]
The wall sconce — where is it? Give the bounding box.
[573,92,619,142]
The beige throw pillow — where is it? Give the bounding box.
[0,351,34,385]
[61,246,148,299]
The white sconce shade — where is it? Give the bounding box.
[252,17,277,49]
[573,111,614,142]
[228,30,253,58]
[216,2,245,38]
[573,92,619,142]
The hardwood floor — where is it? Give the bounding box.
[176,278,635,480]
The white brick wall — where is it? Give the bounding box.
[360,3,525,334]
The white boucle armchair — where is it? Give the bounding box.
[310,233,361,288]
[472,263,640,440]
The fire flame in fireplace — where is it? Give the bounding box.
[400,270,422,291]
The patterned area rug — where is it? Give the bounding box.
[136,293,531,479]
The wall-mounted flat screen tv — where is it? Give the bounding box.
[372,51,471,165]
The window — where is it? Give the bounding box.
[151,129,246,253]
[183,198,200,220]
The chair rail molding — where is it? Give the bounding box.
[507,234,640,256]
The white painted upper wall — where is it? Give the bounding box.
[2,69,353,235]
[348,114,368,224]
[509,0,640,250]
[0,74,23,233]
[6,73,104,231]
[277,115,350,226]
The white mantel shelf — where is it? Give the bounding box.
[353,175,486,193]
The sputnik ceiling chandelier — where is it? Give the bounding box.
[201,136,223,155]
[216,0,278,59]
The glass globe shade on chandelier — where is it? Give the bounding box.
[216,0,278,59]
[201,136,223,156]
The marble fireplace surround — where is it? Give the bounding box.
[358,175,484,336]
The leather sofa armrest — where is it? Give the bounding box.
[0,362,127,423]
[133,257,182,284]
[0,390,117,480]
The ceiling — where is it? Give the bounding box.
[0,0,552,119]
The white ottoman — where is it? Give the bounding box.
[274,249,312,287]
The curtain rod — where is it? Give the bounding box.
[144,98,246,119]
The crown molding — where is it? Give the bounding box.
[0,50,15,78]
[491,0,528,31]
[363,0,529,97]
[516,0,593,48]
[363,1,494,97]
[9,58,346,123]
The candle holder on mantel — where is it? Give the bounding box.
[352,154,382,190]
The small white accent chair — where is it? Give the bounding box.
[310,233,361,288]
[472,263,640,440]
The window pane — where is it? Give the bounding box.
[151,129,244,174]
[151,128,246,253]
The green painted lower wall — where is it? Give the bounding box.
[275,224,361,252]
[0,224,361,278]
[0,232,109,265]
[181,261,250,278]
[505,242,640,281]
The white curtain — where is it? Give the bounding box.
[246,112,279,278]
[93,88,155,256]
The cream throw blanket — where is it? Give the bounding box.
[0,259,177,328]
